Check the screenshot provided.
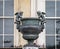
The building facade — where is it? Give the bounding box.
[0,0,60,49]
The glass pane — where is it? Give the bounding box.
[46,36,55,49]
[4,36,14,48]
[0,0,3,16]
[4,19,14,34]
[56,20,60,34]
[56,35,60,49]
[46,1,55,17]
[46,20,55,34]
[4,0,14,16]
[0,36,3,48]
[0,19,3,34]
[57,1,60,17]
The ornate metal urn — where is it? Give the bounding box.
[15,11,45,49]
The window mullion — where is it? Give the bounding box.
[3,0,4,48]
[55,0,57,49]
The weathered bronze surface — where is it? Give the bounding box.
[15,11,45,49]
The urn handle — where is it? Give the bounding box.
[15,12,23,31]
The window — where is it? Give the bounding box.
[46,1,55,17]
[46,20,55,34]
[46,36,55,49]
[4,0,14,16]
[56,35,60,49]
[0,0,14,48]
[0,36,3,48]
[4,19,14,34]
[4,36,14,48]
[0,0,3,16]
[46,0,60,49]
[56,20,60,34]
[0,19,3,34]
[57,1,60,17]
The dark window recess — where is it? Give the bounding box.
[56,35,60,49]
[56,20,60,34]
[4,40,11,43]
[4,36,14,48]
